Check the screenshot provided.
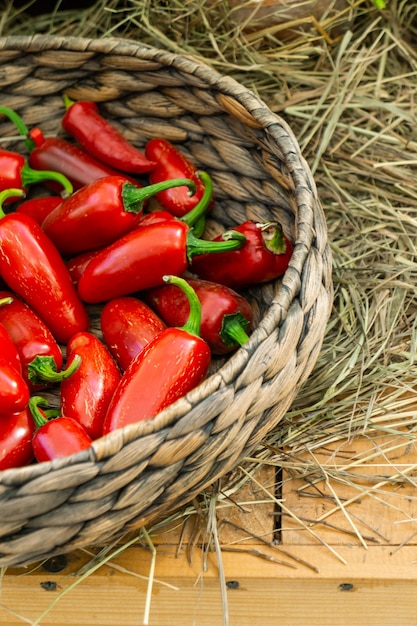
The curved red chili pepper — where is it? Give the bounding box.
[191,220,293,289]
[0,408,35,470]
[41,175,196,256]
[146,277,252,354]
[100,296,166,371]
[60,331,121,440]
[67,248,102,286]
[145,138,214,217]
[29,396,93,463]
[0,291,64,389]
[28,127,140,191]
[16,195,63,225]
[77,219,245,304]
[62,96,157,174]
[0,189,89,344]
[102,275,211,433]
[0,313,30,415]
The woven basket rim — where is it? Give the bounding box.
[0,34,328,482]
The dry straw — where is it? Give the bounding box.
[1,0,417,623]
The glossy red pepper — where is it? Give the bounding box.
[191,220,293,289]
[41,175,196,256]
[145,138,214,217]
[60,331,121,440]
[0,189,89,344]
[77,219,245,304]
[67,249,101,286]
[100,296,166,371]
[0,312,30,415]
[102,275,211,433]
[29,396,93,463]
[62,96,157,174]
[0,291,64,389]
[16,195,63,225]
[146,277,252,354]
[28,127,140,192]
[0,407,35,470]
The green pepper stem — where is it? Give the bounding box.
[20,161,73,197]
[255,222,288,255]
[0,188,26,217]
[180,171,213,228]
[122,178,196,214]
[0,296,13,307]
[162,275,202,338]
[186,229,246,263]
[63,94,75,110]
[28,396,50,429]
[27,354,82,386]
[0,105,35,152]
[221,312,251,348]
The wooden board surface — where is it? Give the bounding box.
[2,436,417,626]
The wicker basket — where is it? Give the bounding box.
[0,35,332,568]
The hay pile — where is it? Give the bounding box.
[1,0,417,620]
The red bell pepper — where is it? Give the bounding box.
[0,407,35,470]
[60,331,121,440]
[16,195,63,225]
[41,175,196,256]
[29,396,93,463]
[0,312,30,415]
[62,95,157,174]
[146,277,252,354]
[100,296,166,371]
[102,275,211,433]
[145,138,214,217]
[77,219,245,304]
[0,188,89,344]
[191,220,293,289]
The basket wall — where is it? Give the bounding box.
[0,35,333,568]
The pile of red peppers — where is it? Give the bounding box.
[0,98,293,470]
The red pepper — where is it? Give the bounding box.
[0,291,65,389]
[41,175,196,256]
[77,219,245,304]
[0,408,34,470]
[16,195,63,225]
[146,277,252,354]
[60,331,121,440]
[145,138,214,217]
[62,95,157,174]
[0,310,30,415]
[28,128,140,192]
[67,249,101,286]
[191,220,293,289]
[0,188,89,344]
[29,396,93,463]
[102,275,211,433]
[100,296,166,371]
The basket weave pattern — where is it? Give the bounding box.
[0,35,332,568]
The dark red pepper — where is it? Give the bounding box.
[16,195,63,225]
[102,275,211,433]
[100,296,167,371]
[146,277,252,354]
[29,396,93,463]
[60,331,121,440]
[41,175,196,256]
[62,95,157,174]
[77,219,245,304]
[28,127,140,192]
[0,311,30,415]
[0,188,89,343]
[0,407,35,470]
[191,220,293,289]
[145,138,214,217]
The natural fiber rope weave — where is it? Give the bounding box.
[0,35,333,567]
